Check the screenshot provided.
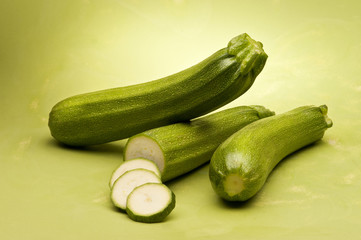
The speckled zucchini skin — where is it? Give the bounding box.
[125,105,274,182]
[209,105,333,201]
[48,33,268,146]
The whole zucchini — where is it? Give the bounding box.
[209,105,333,201]
[48,33,268,146]
[124,105,274,182]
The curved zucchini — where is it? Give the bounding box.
[48,33,268,146]
[209,105,333,201]
[124,105,274,182]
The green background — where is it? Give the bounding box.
[1,0,360,239]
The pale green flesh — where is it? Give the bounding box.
[209,105,333,201]
[125,105,274,182]
[125,136,165,173]
[110,169,161,210]
[126,183,175,223]
[109,158,161,188]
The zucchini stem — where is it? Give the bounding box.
[224,174,245,197]
[319,105,333,128]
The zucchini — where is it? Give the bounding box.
[111,169,161,210]
[48,33,268,146]
[209,105,333,201]
[124,105,274,182]
[126,183,176,223]
[109,158,161,188]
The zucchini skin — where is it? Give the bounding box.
[125,105,275,182]
[209,105,333,201]
[48,33,268,146]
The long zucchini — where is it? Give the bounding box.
[48,33,268,146]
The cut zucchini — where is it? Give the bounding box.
[110,169,161,210]
[124,105,274,181]
[109,158,161,188]
[126,183,176,223]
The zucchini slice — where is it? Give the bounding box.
[110,169,161,210]
[109,158,161,188]
[126,183,176,223]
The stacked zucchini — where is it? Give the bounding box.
[48,33,333,223]
[109,158,175,223]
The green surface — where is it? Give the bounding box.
[0,0,360,239]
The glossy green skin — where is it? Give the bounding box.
[209,105,333,201]
[48,33,268,146]
[125,105,274,182]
